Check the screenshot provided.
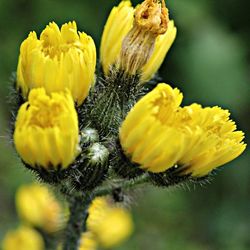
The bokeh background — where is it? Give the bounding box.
[0,0,249,249]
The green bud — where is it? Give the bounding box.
[72,143,110,191]
[80,128,99,146]
[87,143,109,166]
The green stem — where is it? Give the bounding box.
[62,194,92,250]
[93,173,151,197]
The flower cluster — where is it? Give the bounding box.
[12,0,245,191]
[9,0,247,248]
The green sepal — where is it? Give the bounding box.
[111,141,144,179]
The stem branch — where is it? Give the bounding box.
[93,173,150,197]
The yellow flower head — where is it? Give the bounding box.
[16,183,63,232]
[79,232,97,250]
[119,83,246,176]
[2,226,45,250]
[87,197,133,248]
[100,0,176,82]
[17,21,96,106]
[14,88,80,169]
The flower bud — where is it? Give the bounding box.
[79,232,97,250]
[72,143,109,191]
[87,197,133,248]
[80,128,99,147]
[16,183,63,233]
[17,21,96,106]
[14,88,80,170]
[2,226,45,250]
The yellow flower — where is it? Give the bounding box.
[14,88,80,169]
[119,83,246,176]
[87,197,133,248]
[100,0,176,82]
[16,183,63,232]
[2,226,45,250]
[79,232,97,250]
[17,21,96,106]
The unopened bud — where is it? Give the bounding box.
[73,143,110,191]
[87,143,109,166]
[80,128,99,146]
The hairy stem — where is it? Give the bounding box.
[62,194,92,250]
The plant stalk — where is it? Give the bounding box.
[62,194,92,250]
[93,173,151,197]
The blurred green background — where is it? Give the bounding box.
[0,0,249,249]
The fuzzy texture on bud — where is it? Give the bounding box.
[16,183,63,232]
[17,21,96,106]
[2,226,45,250]
[119,83,246,177]
[100,0,176,82]
[14,88,80,169]
[87,197,133,248]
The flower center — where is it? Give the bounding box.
[28,102,63,128]
[39,22,84,59]
[152,94,176,124]
[135,0,169,35]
